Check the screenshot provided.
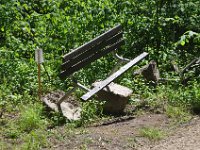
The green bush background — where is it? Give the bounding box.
[0,0,199,107]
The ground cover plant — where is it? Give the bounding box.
[0,0,199,149]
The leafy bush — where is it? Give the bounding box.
[0,0,199,125]
[0,1,199,149]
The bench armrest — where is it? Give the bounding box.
[81,52,148,101]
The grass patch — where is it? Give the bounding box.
[165,105,192,123]
[20,130,48,150]
[18,103,47,132]
[3,123,21,139]
[3,103,48,139]
[75,100,105,127]
[0,141,6,150]
[139,127,166,141]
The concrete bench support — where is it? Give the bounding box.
[93,81,133,114]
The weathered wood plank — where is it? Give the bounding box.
[63,25,122,62]
[181,58,199,75]
[81,52,149,101]
[61,32,123,70]
[60,40,125,79]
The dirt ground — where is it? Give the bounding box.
[40,91,200,150]
[139,116,200,150]
[46,113,200,150]
[2,91,200,150]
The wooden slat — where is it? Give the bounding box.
[81,52,149,101]
[63,25,122,62]
[61,32,123,71]
[60,40,125,79]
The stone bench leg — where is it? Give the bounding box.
[92,81,133,114]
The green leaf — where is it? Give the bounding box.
[46,14,51,19]
[181,40,185,46]
[1,27,4,31]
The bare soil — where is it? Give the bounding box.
[46,112,200,150]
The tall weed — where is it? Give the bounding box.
[18,103,47,132]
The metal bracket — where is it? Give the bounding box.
[113,53,130,62]
[57,86,77,106]
[76,82,90,92]
[71,77,90,92]
[109,53,131,75]
[57,78,90,107]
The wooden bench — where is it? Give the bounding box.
[58,25,148,105]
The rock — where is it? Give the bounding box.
[92,81,133,114]
[60,102,81,120]
[42,91,81,121]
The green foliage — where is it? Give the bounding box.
[0,0,199,90]
[3,122,21,139]
[164,81,200,109]
[48,111,66,126]
[182,82,200,112]
[0,1,199,148]
[77,100,105,126]
[165,105,191,123]
[176,31,199,46]
[21,130,48,150]
[0,0,199,128]
[18,103,47,132]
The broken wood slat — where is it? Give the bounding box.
[61,32,123,71]
[81,52,149,101]
[181,58,200,76]
[60,40,125,79]
[63,25,122,62]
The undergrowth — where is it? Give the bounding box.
[0,0,199,149]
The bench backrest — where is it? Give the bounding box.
[60,25,124,80]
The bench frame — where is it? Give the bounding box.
[57,25,148,106]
